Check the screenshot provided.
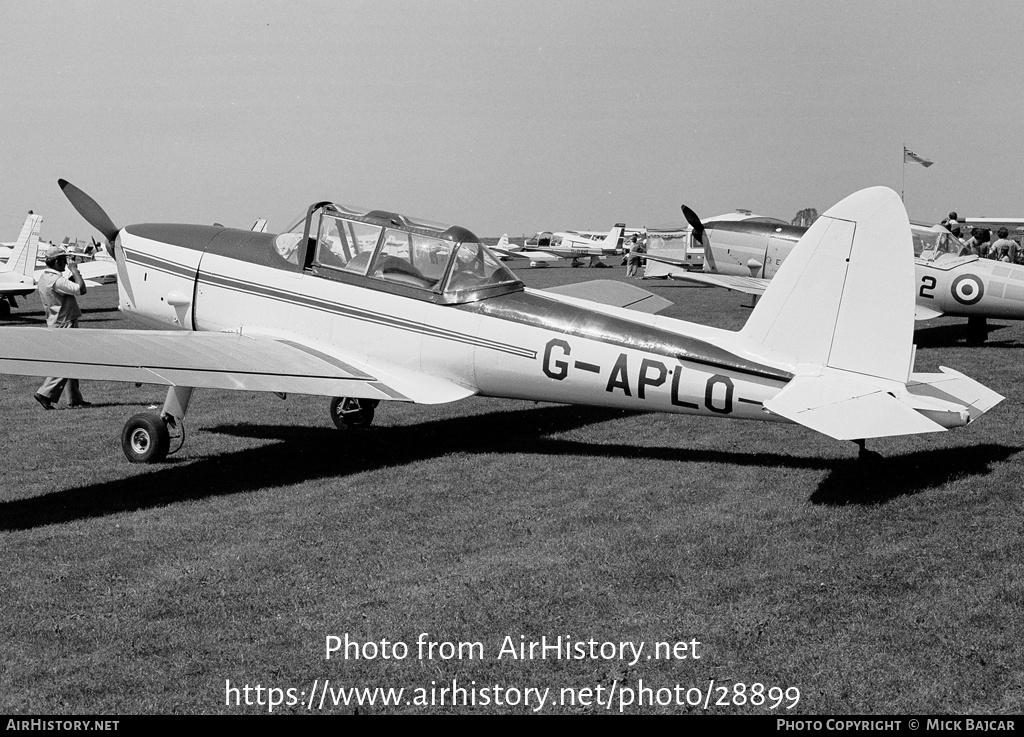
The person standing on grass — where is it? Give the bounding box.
[32,245,92,410]
[625,235,644,277]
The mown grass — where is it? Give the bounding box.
[0,263,1021,714]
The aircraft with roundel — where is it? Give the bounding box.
[644,207,1024,345]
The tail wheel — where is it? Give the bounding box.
[121,411,170,463]
[330,397,378,430]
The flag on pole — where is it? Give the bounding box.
[904,147,934,168]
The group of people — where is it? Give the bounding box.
[941,211,1021,263]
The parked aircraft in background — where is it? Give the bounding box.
[0,212,43,317]
[959,216,1024,239]
[645,207,1024,344]
[516,223,627,267]
[0,182,1001,464]
[490,234,560,267]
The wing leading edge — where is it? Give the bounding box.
[0,327,475,404]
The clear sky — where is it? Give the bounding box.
[2,0,1022,241]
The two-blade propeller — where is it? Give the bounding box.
[681,204,717,272]
[58,179,119,256]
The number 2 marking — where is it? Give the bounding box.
[919,275,936,299]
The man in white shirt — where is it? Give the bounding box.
[33,245,91,410]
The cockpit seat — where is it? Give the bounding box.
[342,251,372,274]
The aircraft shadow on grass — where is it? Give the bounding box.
[1,404,1019,530]
[913,322,1021,348]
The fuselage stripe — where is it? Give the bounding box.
[196,270,538,359]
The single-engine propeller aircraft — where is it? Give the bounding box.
[645,206,1024,344]
[0,212,44,317]
[488,234,559,267]
[507,223,627,267]
[0,181,1002,464]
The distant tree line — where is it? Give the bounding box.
[791,208,818,227]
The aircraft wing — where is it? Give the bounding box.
[530,246,610,258]
[667,271,770,296]
[0,327,475,404]
[544,280,673,314]
[915,304,945,320]
[75,259,118,284]
[489,246,532,260]
[509,250,561,263]
[0,279,36,296]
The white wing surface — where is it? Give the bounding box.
[544,280,673,314]
[0,327,475,404]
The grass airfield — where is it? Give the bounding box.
[1,261,1021,715]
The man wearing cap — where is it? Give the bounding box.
[32,245,91,410]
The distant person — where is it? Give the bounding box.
[32,245,91,410]
[990,227,1017,263]
[625,235,645,277]
[960,228,989,257]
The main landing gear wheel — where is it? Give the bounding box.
[121,411,170,463]
[0,300,10,318]
[330,397,379,430]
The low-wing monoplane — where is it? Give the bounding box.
[645,206,1024,344]
[0,212,44,317]
[511,223,627,267]
[0,182,1002,464]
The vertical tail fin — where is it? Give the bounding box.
[741,187,914,383]
[601,223,626,250]
[1,213,43,277]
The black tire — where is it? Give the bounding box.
[330,397,377,430]
[121,411,171,463]
[0,299,10,318]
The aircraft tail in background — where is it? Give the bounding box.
[600,222,626,251]
[0,213,43,277]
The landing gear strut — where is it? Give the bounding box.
[330,397,379,430]
[854,439,881,463]
[966,316,988,346]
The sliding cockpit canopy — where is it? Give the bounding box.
[273,202,522,303]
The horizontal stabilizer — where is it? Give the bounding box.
[764,374,945,440]
[545,279,673,313]
[907,367,1004,422]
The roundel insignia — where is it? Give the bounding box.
[951,274,984,306]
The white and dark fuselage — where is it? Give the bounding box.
[113,217,793,424]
